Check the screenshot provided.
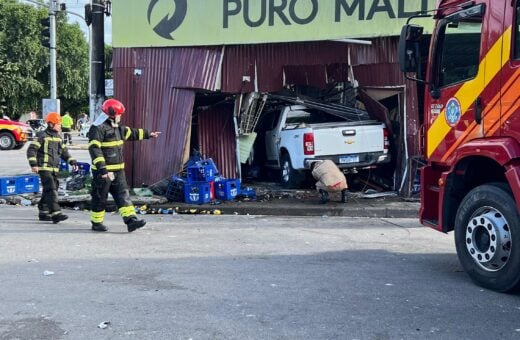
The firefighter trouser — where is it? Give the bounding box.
[38,171,61,216]
[90,170,136,224]
[62,128,72,144]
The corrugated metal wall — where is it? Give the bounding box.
[197,105,237,179]
[113,47,222,186]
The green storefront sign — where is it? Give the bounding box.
[113,0,435,48]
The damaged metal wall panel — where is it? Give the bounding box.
[113,47,221,186]
[170,47,224,91]
[222,42,353,93]
[198,105,237,179]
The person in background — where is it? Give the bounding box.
[311,160,349,204]
[76,112,88,131]
[26,112,78,223]
[61,112,74,144]
[88,99,161,232]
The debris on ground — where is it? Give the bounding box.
[97,321,110,329]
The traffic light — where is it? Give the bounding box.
[40,17,51,48]
[84,4,92,26]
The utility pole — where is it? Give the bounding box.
[88,0,106,122]
[48,0,59,100]
[35,0,62,115]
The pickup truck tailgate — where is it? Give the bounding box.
[312,123,385,156]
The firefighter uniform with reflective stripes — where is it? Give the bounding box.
[88,119,150,226]
[27,127,77,218]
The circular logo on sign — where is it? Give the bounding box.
[445,98,462,127]
[147,0,187,40]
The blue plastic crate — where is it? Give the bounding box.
[166,176,185,202]
[0,175,39,196]
[59,159,69,172]
[215,179,240,201]
[183,182,211,204]
[195,159,218,176]
[239,186,257,200]
[187,164,216,183]
[74,162,91,176]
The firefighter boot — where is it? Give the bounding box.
[52,213,68,224]
[319,189,329,204]
[91,222,108,232]
[39,213,52,221]
[341,189,349,203]
[127,217,146,233]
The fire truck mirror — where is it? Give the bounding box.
[398,24,423,74]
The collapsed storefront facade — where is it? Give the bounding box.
[111,0,435,196]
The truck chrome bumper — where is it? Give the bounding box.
[304,152,390,169]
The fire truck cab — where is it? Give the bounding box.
[399,0,520,292]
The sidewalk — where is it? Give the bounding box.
[50,188,420,218]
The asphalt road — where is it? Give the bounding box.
[1,207,520,340]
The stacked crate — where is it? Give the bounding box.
[183,160,218,205]
[0,174,39,196]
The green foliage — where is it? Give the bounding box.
[0,0,89,119]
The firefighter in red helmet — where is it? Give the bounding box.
[88,99,161,232]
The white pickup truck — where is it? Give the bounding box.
[263,105,390,188]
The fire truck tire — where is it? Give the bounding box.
[0,132,15,150]
[454,182,520,292]
[13,143,25,150]
[280,153,302,188]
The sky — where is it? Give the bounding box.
[21,0,112,45]
[63,0,112,44]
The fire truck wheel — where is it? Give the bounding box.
[0,132,15,150]
[454,182,520,292]
[280,153,302,189]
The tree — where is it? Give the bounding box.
[0,0,88,119]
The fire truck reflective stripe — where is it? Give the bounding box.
[30,141,41,148]
[138,129,144,140]
[427,27,512,158]
[486,70,520,135]
[91,210,105,223]
[89,140,101,147]
[125,127,131,140]
[439,59,520,162]
[106,163,125,171]
[93,157,106,164]
[119,206,136,218]
[101,140,124,147]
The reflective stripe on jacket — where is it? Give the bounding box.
[26,127,76,172]
[88,120,149,173]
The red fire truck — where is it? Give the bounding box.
[399,0,520,292]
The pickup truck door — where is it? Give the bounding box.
[265,110,283,164]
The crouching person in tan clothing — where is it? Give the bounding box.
[311,160,349,204]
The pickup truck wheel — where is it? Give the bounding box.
[0,132,15,150]
[454,183,520,292]
[280,154,301,188]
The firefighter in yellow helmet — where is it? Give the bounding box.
[27,112,78,222]
[88,99,161,232]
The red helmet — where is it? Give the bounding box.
[45,112,62,125]
[102,99,125,116]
